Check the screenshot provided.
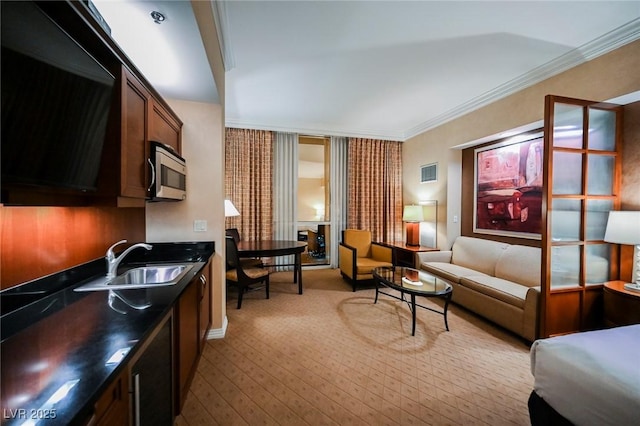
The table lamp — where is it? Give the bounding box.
[604,210,640,292]
[224,199,240,217]
[403,205,424,246]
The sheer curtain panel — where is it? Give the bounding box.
[273,132,299,269]
[330,136,348,267]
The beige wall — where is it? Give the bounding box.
[146,100,226,332]
[403,40,640,249]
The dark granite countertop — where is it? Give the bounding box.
[0,241,214,425]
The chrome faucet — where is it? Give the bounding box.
[106,240,153,279]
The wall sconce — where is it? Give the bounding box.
[403,205,424,246]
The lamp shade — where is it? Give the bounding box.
[224,199,240,217]
[604,211,640,245]
[402,205,424,222]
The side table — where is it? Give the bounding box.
[379,241,438,268]
[603,280,640,327]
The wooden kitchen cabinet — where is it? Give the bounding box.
[120,66,150,200]
[175,274,200,413]
[149,98,182,154]
[175,262,211,414]
[95,65,149,207]
[199,261,212,350]
[98,67,182,206]
[87,368,129,426]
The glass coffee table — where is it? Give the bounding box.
[373,266,453,336]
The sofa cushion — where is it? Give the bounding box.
[421,262,488,284]
[495,244,541,287]
[451,236,509,276]
[460,275,530,308]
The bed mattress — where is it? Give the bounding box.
[530,324,640,426]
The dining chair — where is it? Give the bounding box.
[225,228,263,268]
[225,236,270,309]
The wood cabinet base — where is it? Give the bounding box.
[603,280,640,327]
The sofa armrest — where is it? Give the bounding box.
[339,242,357,279]
[417,250,452,266]
[371,243,393,263]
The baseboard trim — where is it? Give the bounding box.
[206,315,228,339]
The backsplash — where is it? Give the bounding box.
[1,206,145,289]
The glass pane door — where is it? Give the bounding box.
[542,95,621,337]
[298,136,331,266]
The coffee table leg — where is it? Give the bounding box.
[411,294,417,336]
[443,292,452,331]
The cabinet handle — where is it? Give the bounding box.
[133,373,141,426]
[199,275,206,299]
[147,158,155,192]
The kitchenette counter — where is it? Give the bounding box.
[0,241,214,425]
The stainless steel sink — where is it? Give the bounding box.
[74,264,194,292]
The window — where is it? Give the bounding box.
[298,135,330,265]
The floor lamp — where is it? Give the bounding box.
[604,210,640,292]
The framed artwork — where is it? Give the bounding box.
[474,132,544,239]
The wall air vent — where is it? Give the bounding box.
[420,163,437,183]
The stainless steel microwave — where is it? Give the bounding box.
[149,142,186,201]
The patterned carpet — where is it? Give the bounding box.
[176,268,533,425]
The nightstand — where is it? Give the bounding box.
[379,241,439,268]
[603,281,640,327]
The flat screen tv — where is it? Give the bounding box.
[1,1,116,197]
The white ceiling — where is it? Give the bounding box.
[93,1,640,141]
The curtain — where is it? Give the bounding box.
[347,138,403,242]
[273,132,299,268]
[330,136,348,267]
[225,128,273,241]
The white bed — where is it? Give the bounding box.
[530,324,640,426]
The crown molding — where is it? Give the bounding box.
[210,0,235,71]
[402,18,640,140]
[225,118,405,141]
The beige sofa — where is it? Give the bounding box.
[416,236,540,342]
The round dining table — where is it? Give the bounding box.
[236,240,307,294]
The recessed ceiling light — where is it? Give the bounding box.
[150,11,166,24]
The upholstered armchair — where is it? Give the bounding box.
[339,229,393,291]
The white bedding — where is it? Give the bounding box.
[530,325,640,426]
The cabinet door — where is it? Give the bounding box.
[176,276,199,413]
[149,99,182,153]
[89,369,129,426]
[199,263,212,351]
[121,67,150,199]
[130,315,173,426]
